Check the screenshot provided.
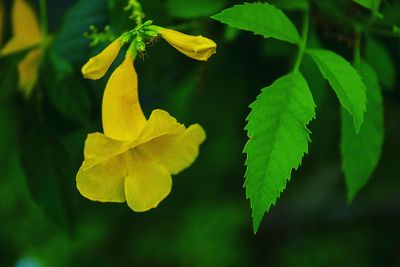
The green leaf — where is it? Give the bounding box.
[0,57,18,102]
[353,0,381,11]
[307,49,367,132]
[48,51,74,81]
[341,61,384,202]
[244,72,316,233]
[52,0,108,65]
[212,3,301,44]
[18,105,76,232]
[45,76,92,125]
[167,0,227,19]
[365,37,396,90]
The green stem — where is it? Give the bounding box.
[39,0,48,37]
[126,40,138,59]
[369,27,400,38]
[293,11,310,72]
[128,0,144,26]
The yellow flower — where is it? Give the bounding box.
[81,38,123,80]
[0,0,43,97]
[77,56,206,211]
[159,28,216,61]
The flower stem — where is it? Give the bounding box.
[293,11,310,73]
[39,0,48,37]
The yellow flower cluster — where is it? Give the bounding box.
[78,27,216,211]
[0,0,43,97]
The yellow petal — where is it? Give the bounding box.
[1,38,38,55]
[124,151,172,212]
[17,48,42,97]
[135,109,185,146]
[1,0,42,55]
[160,28,216,61]
[81,132,133,171]
[136,124,206,175]
[76,152,128,203]
[102,56,146,141]
[81,38,122,80]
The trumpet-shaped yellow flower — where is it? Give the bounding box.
[0,0,43,97]
[81,38,123,80]
[159,28,217,61]
[77,56,206,211]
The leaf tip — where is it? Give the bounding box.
[252,217,261,234]
[346,189,357,204]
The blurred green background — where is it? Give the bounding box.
[0,0,399,266]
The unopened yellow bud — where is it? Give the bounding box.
[160,28,216,61]
[82,38,122,80]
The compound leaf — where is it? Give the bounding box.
[244,72,316,233]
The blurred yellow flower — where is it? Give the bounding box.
[0,0,43,97]
[81,38,123,80]
[77,56,206,211]
[159,28,217,61]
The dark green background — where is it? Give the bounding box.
[0,0,399,266]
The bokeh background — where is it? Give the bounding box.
[0,0,399,266]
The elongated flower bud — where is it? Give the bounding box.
[160,28,216,61]
[82,38,122,80]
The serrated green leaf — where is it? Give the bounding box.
[341,61,384,202]
[167,0,227,19]
[244,72,316,233]
[212,3,301,44]
[307,49,367,132]
[365,37,396,90]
